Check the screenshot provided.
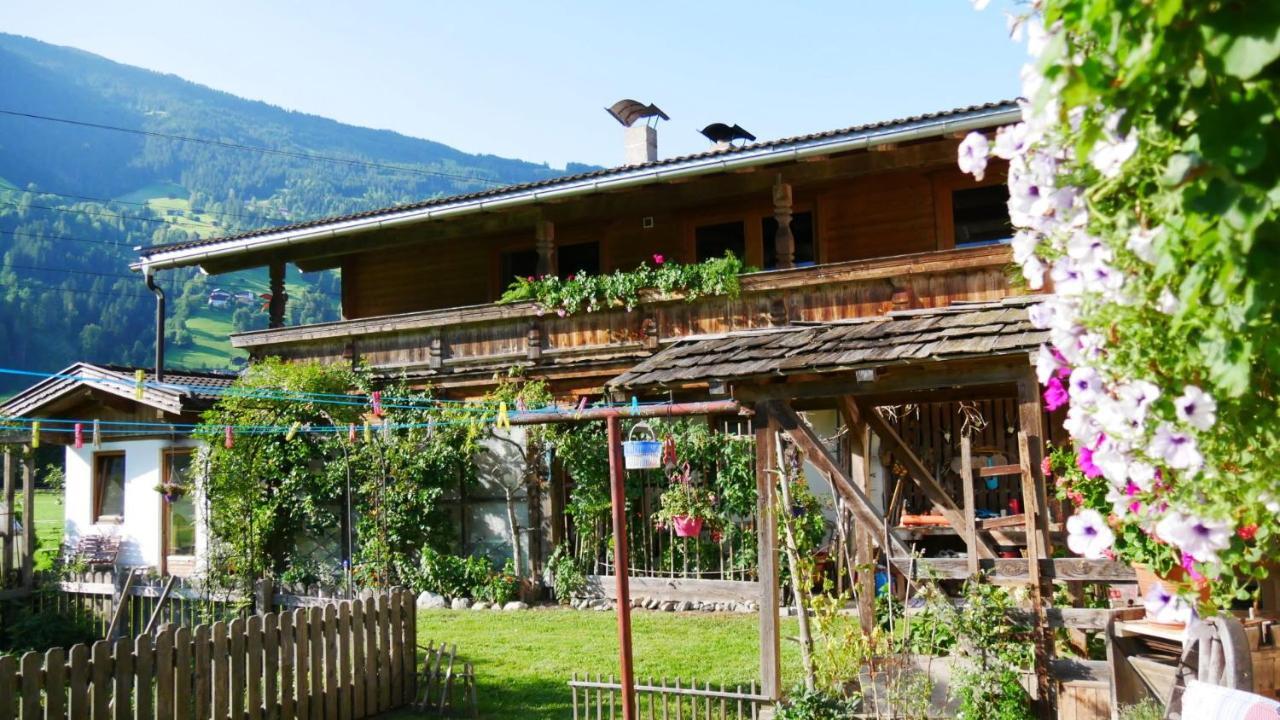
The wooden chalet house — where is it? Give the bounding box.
[134,101,1022,396]
[131,99,1081,593]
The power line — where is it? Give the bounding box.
[0,186,284,225]
[0,108,510,187]
[0,228,132,248]
[0,199,169,225]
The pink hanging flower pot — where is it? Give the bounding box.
[671,516,703,538]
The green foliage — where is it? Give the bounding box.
[477,560,521,605]
[921,579,1033,720]
[498,253,750,316]
[653,463,717,527]
[773,688,858,720]
[1117,699,1163,720]
[414,548,493,600]
[545,544,587,603]
[1027,0,1280,606]
[0,600,98,655]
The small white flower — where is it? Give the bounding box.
[992,123,1028,160]
[1117,380,1161,417]
[1092,440,1132,486]
[1022,254,1046,290]
[1035,344,1066,384]
[1012,230,1040,265]
[957,132,990,181]
[1127,461,1157,492]
[1066,234,1111,267]
[1156,511,1233,564]
[1149,423,1202,471]
[1066,509,1115,559]
[1027,301,1055,329]
[1127,226,1161,263]
[1175,385,1217,431]
[1157,288,1180,315]
[1068,366,1103,404]
[1144,582,1194,625]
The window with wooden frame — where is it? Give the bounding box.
[761,211,817,269]
[92,452,126,522]
[498,247,539,290]
[557,241,600,279]
[952,185,1013,247]
[162,449,196,557]
[694,221,747,262]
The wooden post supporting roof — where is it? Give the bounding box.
[21,451,34,589]
[771,177,794,270]
[853,397,1000,560]
[768,400,910,559]
[1,449,12,584]
[754,404,782,701]
[535,221,556,278]
[268,261,287,329]
[835,398,876,632]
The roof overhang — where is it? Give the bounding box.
[2,363,191,418]
[132,103,1021,274]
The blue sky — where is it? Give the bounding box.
[1,1,1027,169]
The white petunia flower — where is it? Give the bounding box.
[1155,511,1233,564]
[1127,226,1161,263]
[1066,509,1115,559]
[1144,582,1194,625]
[1092,440,1132,486]
[1035,344,1067,384]
[1149,424,1202,471]
[957,132,990,181]
[992,123,1028,160]
[1127,461,1157,492]
[1022,254,1046,289]
[1068,366,1103,404]
[1117,380,1161,417]
[1157,288,1180,315]
[1175,385,1217,431]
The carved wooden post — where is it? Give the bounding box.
[526,320,543,362]
[535,221,557,278]
[268,261,288,329]
[428,334,444,370]
[772,177,795,269]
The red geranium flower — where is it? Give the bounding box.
[1238,524,1258,541]
[652,254,665,265]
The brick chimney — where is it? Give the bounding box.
[605,99,668,166]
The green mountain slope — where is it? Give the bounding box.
[0,33,594,390]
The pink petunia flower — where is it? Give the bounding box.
[1043,376,1068,411]
[652,254,665,265]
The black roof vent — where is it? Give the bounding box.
[700,123,757,146]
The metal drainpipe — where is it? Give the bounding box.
[145,270,165,383]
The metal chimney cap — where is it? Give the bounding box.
[606,100,670,128]
[700,123,757,145]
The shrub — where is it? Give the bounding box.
[416,548,491,599]
[476,560,520,605]
[0,600,97,654]
[545,544,587,603]
[773,688,857,720]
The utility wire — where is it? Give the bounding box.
[0,186,285,225]
[0,108,510,187]
[0,199,169,225]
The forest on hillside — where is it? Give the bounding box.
[0,33,590,392]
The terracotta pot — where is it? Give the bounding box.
[671,516,703,538]
[1133,564,1210,624]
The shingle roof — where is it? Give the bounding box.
[135,100,1019,263]
[1,363,238,418]
[607,296,1046,390]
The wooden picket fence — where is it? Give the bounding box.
[0,589,416,719]
[569,674,770,720]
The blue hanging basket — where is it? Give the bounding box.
[622,422,662,470]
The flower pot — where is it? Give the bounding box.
[1134,564,1210,626]
[622,422,662,470]
[163,493,182,504]
[671,516,703,538]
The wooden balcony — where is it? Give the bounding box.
[231,245,1019,393]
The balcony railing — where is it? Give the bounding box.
[231,245,1018,386]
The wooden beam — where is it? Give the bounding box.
[1020,430,1052,711]
[855,398,999,559]
[768,401,911,559]
[1,449,12,584]
[754,405,781,701]
[836,397,876,634]
[535,221,556,278]
[734,356,1031,404]
[960,437,979,577]
[890,558,1136,583]
[20,453,34,589]
[1016,369,1052,552]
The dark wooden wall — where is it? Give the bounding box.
[333,143,1009,321]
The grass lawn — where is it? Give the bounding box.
[18,489,62,571]
[386,608,801,720]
